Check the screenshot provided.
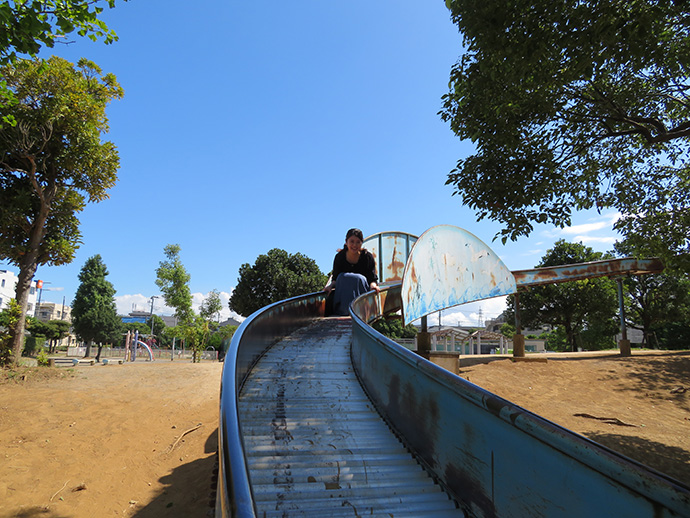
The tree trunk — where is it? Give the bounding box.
[7,160,55,367]
[9,258,39,366]
[84,340,92,358]
[564,322,576,352]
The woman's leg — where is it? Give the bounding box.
[332,273,369,316]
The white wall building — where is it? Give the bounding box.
[0,270,40,313]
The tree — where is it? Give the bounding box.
[0,300,21,365]
[623,273,690,348]
[155,244,193,325]
[0,0,124,128]
[0,1,123,66]
[29,319,70,353]
[123,321,149,335]
[71,254,121,361]
[200,289,222,324]
[372,318,418,340]
[229,249,328,317]
[208,324,237,354]
[507,240,618,351]
[0,56,122,367]
[614,239,690,347]
[146,314,169,347]
[180,290,225,363]
[440,1,690,270]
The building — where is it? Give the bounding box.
[219,317,242,328]
[35,301,71,323]
[120,310,179,328]
[121,310,151,325]
[0,270,39,312]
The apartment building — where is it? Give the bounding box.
[0,270,39,312]
[35,302,72,323]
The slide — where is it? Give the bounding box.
[215,229,688,518]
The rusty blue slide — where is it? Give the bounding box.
[216,229,690,517]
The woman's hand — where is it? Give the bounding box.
[370,282,380,293]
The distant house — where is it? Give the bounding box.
[219,317,242,328]
[0,270,39,313]
[35,302,71,323]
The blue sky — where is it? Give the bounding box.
[1,1,623,325]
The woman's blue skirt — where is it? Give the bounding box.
[333,273,369,316]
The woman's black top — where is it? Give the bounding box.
[332,249,378,286]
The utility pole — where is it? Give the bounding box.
[149,295,159,336]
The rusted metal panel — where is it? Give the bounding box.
[401,225,516,325]
[350,286,690,518]
[364,231,417,285]
[513,258,664,288]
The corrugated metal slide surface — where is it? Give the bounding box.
[238,317,463,517]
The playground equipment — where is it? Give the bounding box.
[124,330,155,362]
[216,228,688,517]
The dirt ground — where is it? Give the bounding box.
[457,350,690,486]
[0,350,688,518]
[0,361,223,518]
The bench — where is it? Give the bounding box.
[48,358,95,367]
[102,358,124,365]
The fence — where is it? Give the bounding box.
[66,346,219,361]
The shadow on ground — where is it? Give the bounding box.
[585,431,690,485]
[1,508,72,518]
[133,429,218,518]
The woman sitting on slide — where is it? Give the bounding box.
[323,228,380,316]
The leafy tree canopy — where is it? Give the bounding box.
[29,318,70,340]
[615,239,690,347]
[146,314,169,346]
[200,289,223,324]
[0,55,122,365]
[71,254,121,345]
[155,244,193,324]
[507,240,618,351]
[441,1,690,270]
[123,321,149,334]
[0,1,124,127]
[372,318,418,340]
[0,0,123,66]
[229,248,328,317]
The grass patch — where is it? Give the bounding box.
[0,366,77,385]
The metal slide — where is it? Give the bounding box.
[217,229,690,518]
[239,317,462,517]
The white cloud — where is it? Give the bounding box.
[561,221,608,234]
[540,211,621,249]
[115,293,153,315]
[572,235,617,245]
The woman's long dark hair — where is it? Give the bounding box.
[343,228,366,252]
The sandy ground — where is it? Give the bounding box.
[0,361,222,518]
[457,350,690,486]
[0,350,688,517]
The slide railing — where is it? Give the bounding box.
[217,285,690,517]
[216,292,326,518]
[350,285,690,518]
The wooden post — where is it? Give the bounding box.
[513,292,525,357]
[617,278,631,357]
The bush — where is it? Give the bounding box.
[36,348,50,366]
[0,300,21,366]
[372,318,418,340]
